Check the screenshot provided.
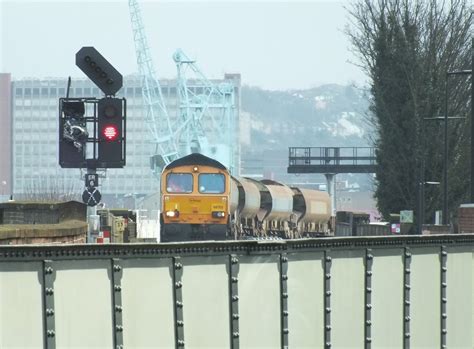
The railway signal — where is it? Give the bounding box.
[59,47,127,208]
[59,47,126,169]
[97,97,125,167]
[76,46,127,168]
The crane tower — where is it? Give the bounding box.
[128,0,179,173]
[173,49,238,174]
[128,0,239,175]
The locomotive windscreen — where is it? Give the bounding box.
[199,173,225,193]
[166,173,193,193]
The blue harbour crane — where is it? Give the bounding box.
[128,0,179,173]
[173,49,238,174]
[129,0,238,175]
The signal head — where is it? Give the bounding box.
[76,47,123,96]
[102,125,119,141]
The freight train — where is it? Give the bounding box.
[160,153,332,242]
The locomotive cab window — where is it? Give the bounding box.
[199,173,225,194]
[167,173,193,193]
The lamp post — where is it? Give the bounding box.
[420,108,465,234]
[471,37,474,201]
[443,58,473,224]
[439,38,473,225]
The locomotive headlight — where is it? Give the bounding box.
[212,211,225,218]
[166,210,179,218]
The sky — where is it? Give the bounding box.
[0,0,367,90]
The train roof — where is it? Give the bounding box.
[164,153,228,171]
[260,179,285,186]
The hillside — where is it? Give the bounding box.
[239,84,374,191]
[240,84,371,150]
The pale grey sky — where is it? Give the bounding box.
[0,0,367,90]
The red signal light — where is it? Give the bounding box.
[102,125,118,141]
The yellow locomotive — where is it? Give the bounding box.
[160,153,332,242]
[160,153,232,242]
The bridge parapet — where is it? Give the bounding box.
[0,235,472,348]
[0,201,87,244]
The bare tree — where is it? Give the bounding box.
[346,0,472,222]
[23,173,81,202]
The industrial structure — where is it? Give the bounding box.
[288,146,377,215]
[128,0,239,175]
[173,49,238,175]
[129,0,179,170]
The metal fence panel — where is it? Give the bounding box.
[0,262,43,348]
[0,235,473,347]
[446,247,473,348]
[287,252,324,348]
[331,249,365,348]
[410,247,441,347]
[371,249,404,347]
[182,256,230,348]
[121,258,175,348]
[239,255,280,348]
[54,260,113,348]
